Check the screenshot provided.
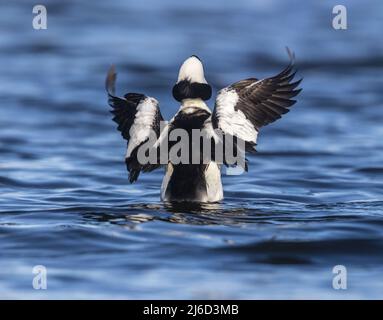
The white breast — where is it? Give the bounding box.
[204,162,223,202]
[160,163,174,201]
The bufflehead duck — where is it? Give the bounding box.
[106,49,302,202]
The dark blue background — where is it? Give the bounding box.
[0,0,382,298]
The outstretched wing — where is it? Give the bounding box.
[106,65,164,183]
[211,48,302,166]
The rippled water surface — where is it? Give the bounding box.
[1,0,383,299]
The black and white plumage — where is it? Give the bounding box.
[106,66,163,183]
[212,50,302,154]
[106,49,302,202]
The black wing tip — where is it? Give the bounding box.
[293,78,303,85]
[291,78,303,94]
[293,87,303,95]
[272,48,299,81]
[285,46,295,64]
[246,143,257,154]
[279,47,303,90]
[105,64,116,95]
[129,173,139,183]
[126,159,140,183]
[108,63,116,74]
[281,47,300,77]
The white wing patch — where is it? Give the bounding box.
[126,97,159,157]
[215,88,258,143]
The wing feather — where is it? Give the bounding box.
[106,65,164,182]
[211,48,302,168]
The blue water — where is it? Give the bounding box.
[1,0,383,299]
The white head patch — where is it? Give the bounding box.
[177,56,208,84]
